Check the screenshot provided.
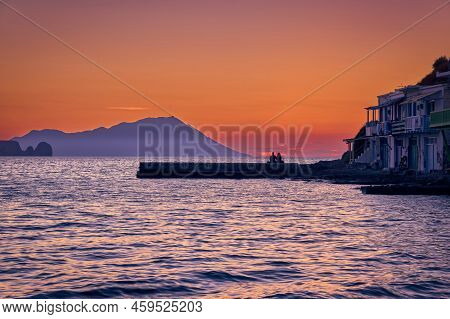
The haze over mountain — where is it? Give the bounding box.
[12,117,245,157]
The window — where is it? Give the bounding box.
[425,101,435,115]
[429,101,435,113]
[396,104,402,120]
[412,102,417,116]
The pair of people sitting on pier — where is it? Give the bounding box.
[268,152,284,164]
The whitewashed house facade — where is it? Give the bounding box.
[345,74,450,173]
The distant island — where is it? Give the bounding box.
[0,141,52,156]
[12,116,244,157]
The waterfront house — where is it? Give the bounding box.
[345,72,450,173]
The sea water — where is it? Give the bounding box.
[0,157,449,298]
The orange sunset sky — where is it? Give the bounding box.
[1,0,449,157]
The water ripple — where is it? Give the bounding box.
[0,157,449,298]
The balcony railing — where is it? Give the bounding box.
[405,116,421,132]
[366,116,434,136]
[392,120,405,134]
[405,115,434,132]
[365,121,378,136]
[430,109,450,128]
[365,121,391,136]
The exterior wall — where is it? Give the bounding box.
[430,87,444,112]
[354,138,375,164]
[352,132,443,172]
[420,132,443,172]
[383,132,442,172]
[444,84,450,110]
[436,132,445,170]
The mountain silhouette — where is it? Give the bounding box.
[12,117,245,157]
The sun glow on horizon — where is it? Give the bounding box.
[1,0,449,156]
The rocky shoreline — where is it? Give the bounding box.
[299,158,450,195]
[300,159,448,184]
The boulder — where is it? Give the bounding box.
[34,142,53,156]
[24,146,34,156]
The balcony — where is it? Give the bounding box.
[405,115,434,133]
[366,116,435,136]
[365,121,391,136]
[430,109,450,128]
[381,122,392,135]
[405,116,421,132]
[365,121,378,136]
[392,120,405,134]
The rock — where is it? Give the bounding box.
[0,140,53,156]
[310,159,346,170]
[0,141,23,156]
[341,151,351,163]
[34,142,53,156]
[24,146,34,156]
[361,184,450,195]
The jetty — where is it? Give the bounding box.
[137,162,304,179]
[136,160,450,195]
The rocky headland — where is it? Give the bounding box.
[0,141,53,156]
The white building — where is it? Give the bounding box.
[345,77,450,173]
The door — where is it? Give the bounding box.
[380,138,389,169]
[408,138,418,170]
[424,137,436,172]
[394,140,403,168]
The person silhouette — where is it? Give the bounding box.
[268,152,277,163]
[277,152,284,163]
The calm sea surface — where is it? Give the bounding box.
[0,157,449,298]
